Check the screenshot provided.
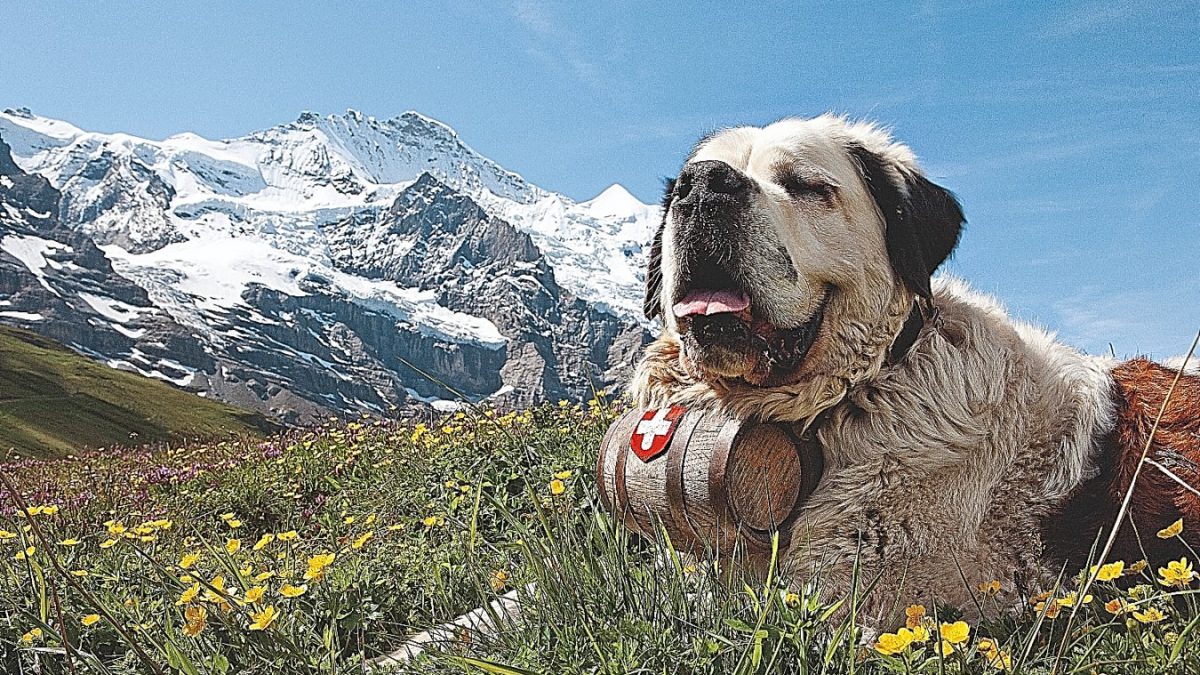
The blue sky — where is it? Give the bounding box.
[2,1,1197,359]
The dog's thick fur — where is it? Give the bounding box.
[631,115,1190,624]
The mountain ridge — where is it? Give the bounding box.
[0,107,657,421]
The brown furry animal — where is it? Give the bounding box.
[631,115,1199,624]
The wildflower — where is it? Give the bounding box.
[19,627,42,645]
[179,552,201,569]
[387,524,404,532]
[977,638,997,656]
[554,470,574,480]
[1091,560,1125,581]
[909,623,930,643]
[107,522,126,536]
[81,614,101,627]
[987,650,1013,669]
[243,586,266,604]
[941,621,970,644]
[905,604,926,629]
[225,538,241,554]
[183,605,206,637]
[71,570,89,577]
[220,512,236,522]
[226,519,243,529]
[280,583,307,598]
[490,569,510,592]
[1129,559,1149,574]
[254,571,276,582]
[239,564,253,577]
[352,532,373,549]
[875,629,915,655]
[1105,598,1128,615]
[422,516,439,528]
[59,538,81,546]
[1158,558,1196,588]
[1035,599,1062,618]
[344,515,357,524]
[304,552,335,581]
[178,583,201,605]
[365,513,377,525]
[549,479,566,496]
[249,605,278,631]
[938,640,955,657]
[204,575,228,603]
[15,546,35,560]
[1158,518,1184,539]
[1133,607,1167,624]
[277,530,299,542]
[0,530,15,540]
[977,580,1001,595]
[1057,591,1093,607]
[100,538,118,549]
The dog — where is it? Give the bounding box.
[631,115,1200,623]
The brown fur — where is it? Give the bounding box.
[1042,358,1200,569]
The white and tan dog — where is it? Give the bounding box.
[631,115,1199,623]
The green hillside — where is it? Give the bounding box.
[0,325,275,458]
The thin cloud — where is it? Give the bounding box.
[509,0,606,93]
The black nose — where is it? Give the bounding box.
[675,160,749,204]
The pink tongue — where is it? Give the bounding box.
[672,289,751,318]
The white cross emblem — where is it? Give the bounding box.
[635,408,674,451]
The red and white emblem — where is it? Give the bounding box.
[630,406,687,462]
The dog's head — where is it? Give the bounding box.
[644,116,964,389]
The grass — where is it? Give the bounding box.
[3,397,1200,674]
[0,326,275,459]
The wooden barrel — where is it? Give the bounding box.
[596,406,823,555]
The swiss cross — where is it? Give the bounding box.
[630,406,686,462]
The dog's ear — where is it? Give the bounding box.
[643,178,675,320]
[849,145,965,299]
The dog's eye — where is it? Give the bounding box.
[778,174,835,201]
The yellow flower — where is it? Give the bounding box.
[351,532,373,549]
[277,530,299,542]
[179,552,201,569]
[977,580,1001,596]
[254,571,276,582]
[1091,560,1125,581]
[0,530,15,540]
[59,538,81,546]
[183,605,206,637]
[904,604,926,629]
[554,470,574,480]
[490,569,510,592]
[280,583,307,598]
[987,650,1013,670]
[909,623,930,643]
[1133,607,1167,624]
[248,605,278,631]
[941,621,970,644]
[549,479,566,496]
[81,614,101,627]
[226,519,243,529]
[1057,591,1093,607]
[177,583,201,605]
[71,569,89,577]
[422,516,439,528]
[253,534,275,551]
[977,638,998,657]
[225,538,241,554]
[19,627,43,645]
[1157,518,1184,539]
[1035,599,1062,619]
[304,552,335,581]
[243,586,266,604]
[204,575,228,603]
[1158,558,1196,588]
[99,538,119,549]
[874,629,915,655]
[107,522,126,536]
[1129,559,1149,574]
[1105,598,1128,615]
[343,515,356,524]
[15,546,35,560]
[220,512,236,521]
[238,564,254,577]
[386,523,404,532]
[938,640,955,657]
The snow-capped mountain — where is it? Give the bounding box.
[0,107,658,420]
